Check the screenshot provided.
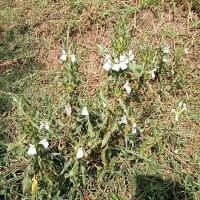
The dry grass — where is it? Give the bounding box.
[0,0,200,199]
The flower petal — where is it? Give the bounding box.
[82,106,89,116]
[123,81,131,94]
[28,144,37,155]
[103,61,111,71]
[76,147,84,159]
[39,139,49,149]
[60,54,67,61]
[132,123,137,134]
[112,64,120,71]
[118,115,128,125]
[119,54,126,62]
[120,62,128,70]
[70,54,76,63]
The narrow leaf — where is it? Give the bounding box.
[23,166,32,195]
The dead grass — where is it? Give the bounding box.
[1,0,200,198]
[1,0,199,82]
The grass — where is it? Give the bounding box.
[0,0,200,199]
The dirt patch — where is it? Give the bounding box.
[135,6,199,41]
[76,24,113,97]
[38,44,61,70]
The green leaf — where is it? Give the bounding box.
[69,162,79,177]
[88,119,95,138]
[118,98,127,113]
[7,135,27,151]
[100,90,114,113]
[101,147,107,166]
[23,165,32,195]
[56,119,65,129]
[81,165,86,186]
[101,122,117,147]
[129,63,143,77]
[61,159,73,175]
[12,95,25,115]
[101,131,112,148]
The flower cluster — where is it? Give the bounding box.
[28,139,49,155]
[118,115,137,134]
[28,121,50,155]
[171,101,187,122]
[60,49,76,63]
[162,46,170,63]
[40,121,50,130]
[103,50,135,72]
[28,107,89,157]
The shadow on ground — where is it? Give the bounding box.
[134,175,193,200]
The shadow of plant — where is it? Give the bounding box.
[135,175,194,200]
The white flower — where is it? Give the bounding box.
[81,106,89,116]
[128,50,135,61]
[112,63,120,71]
[119,54,129,70]
[118,115,128,125]
[151,68,157,80]
[172,102,187,122]
[163,46,170,54]
[171,108,176,113]
[103,60,112,71]
[184,48,189,54]
[182,103,187,111]
[132,123,137,134]
[124,58,129,64]
[119,62,128,70]
[171,109,179,121]
[60,50,67,61]
[123,81,131,94]
[103,102,106,108]
[103,54,112,71]
[39,139,49,149]
[65,103,72,116]
[179,102,187,111]
[111,54,130,71]
[70,54,76,63]
[76,147,84,159]
[40,121,50,130]
[114,58,119,63]
[162,57,168,63]
[119,54,126,62]
[28,144,37,155]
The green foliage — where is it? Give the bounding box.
[0,2,199,200]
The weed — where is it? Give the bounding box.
[0,1,199,199]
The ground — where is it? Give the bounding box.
[0,0,200,199]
